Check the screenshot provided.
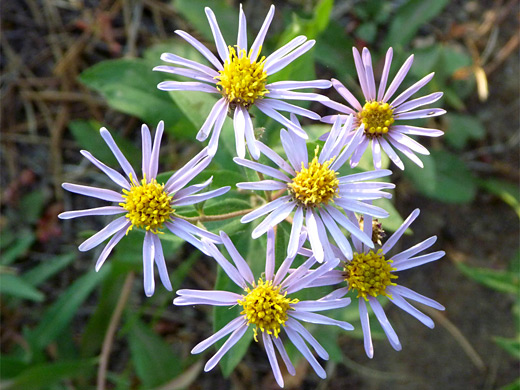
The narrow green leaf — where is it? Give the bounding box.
[1,231,35,266]
[500,378,520,390]
[494,336,520,360]
[456,262,519,295]
[22,253,76,287]
[478,178,520,218]
[444,113,486,150]
[19,190,46,223]
[0,274,44,302]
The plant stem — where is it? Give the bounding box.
[175,208,254,223]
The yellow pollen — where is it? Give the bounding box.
[288,146,339,208]
[344,249,398,300]
[216,46,269,108]
[120,175,174,234]
[358,101,395,138]
[238,278,298,342]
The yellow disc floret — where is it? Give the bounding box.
[358,101,395,138]
[120,175,174,234]
[216,46,269,108]
[238,278,298,342]
[288,147,339,208]
[344,249,398,300]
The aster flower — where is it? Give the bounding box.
[235,114,395,263]
[303,209,445,358]
[174,228,353,388]
[322,47,446,169]
[59,121,230,296]
[154,4,331,159]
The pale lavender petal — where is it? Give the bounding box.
[387,289,435,328]
[255,141,295,175]
[314,210,335,262]
[204,7,229,62]
[159,52,219,77]
[165,148,207,184]
[263,333,284,388]
[143,232,155,297]
[368,297,401,351]
[171,218,220,242]
[391,72,435,108]
[372,139,382,169]
[204,324,248,372]
[78,216,128,252]
[330,123,365,170]
[319,210,353,260]
[240,196,292,223]
[219,231,254,285]
[151,234,172,291]
[141,124,152,179]
[175,30,223,70]
[240,107,260,160]
[304,272,345,288]
[258,98,320,120]
[392,125,444,137]
[281,256,317,290]
[338,169,392,183]
[388,140,424,167]
[324,207,373,248]
[264,35,307,68]
[391,236,437,262]
[59,206,125,220]
[394,92,443,114]
[287,257,340,294]
[284,328,326,379]
[237,4,247,51]
[320,287,349,301]
[165,222,209,256]
[100,128,137,181]
[387,132,429,155]
[306,208,324,263]
[334,198,389,218]
[157,81,219,94]
[173,177,212,200]
[265,228,275,281]
[236,180,286,191]
[190,316,246,354]
[251,202,295,239]
[265,40,315,75]
[393,251,445,271]
[349,137,369,168]
[273,336,296,376]
[390,285,445,311]
[395,108,446,120]
[201,240,246,289]
[294,298,351,312]
[152,65,216,83]
[383,54,414,103]
[268,80,332,90]
[233,158,291,182]
[177,289,242,304]
[174,297,234,306]
[358,298,374,358]
[331,78,362,111]
[173,186,230,206]
[286,318,328,360]
[265,90,329,102]
[287,206,304,258]
[352,47,369,99]
[289,310,354,331]
[80,150,130,190]
[377,47,393,102]
[319,116,344,163]
[94,227,127,272]
[256,103,309,138]
[249,4,275,61]
[165,156,211,194]
[379,137,404,170]
[382,209,420,254]
[149,121,164,179]
[207,105,227,157]
[197,98,228,142]
[320,99,357,115]
[280,128,307,171]
[362,47,376,101]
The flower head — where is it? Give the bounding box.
[174,229,353,387]
[235,115,394,263]
[322,47,446,170]
[305,209,446,358]
[59,121,230,296]
[154,5,331,159]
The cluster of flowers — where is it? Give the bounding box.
[60,5,446,387]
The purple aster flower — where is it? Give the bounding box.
[154,4,331,159]
[322,47,446,169]
[174,228,353,387]
[304,209,445,358]
[235,114,394,263]
[59,121,229,296]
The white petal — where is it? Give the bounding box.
[59,206,125,220]
[78,216,128,252]
[285,328,326,379]
[204,324,248,372]
[358,299,374,358]
[80,150,130,190]
[175,30,223,70]
[383,54,414,103]
[249,4,275,61]
[368,297,401,351]
[382,209,420,254]
[141,124,152,179]
[190,316,246,354]
[219,231,254,285]
[391,72,435,108]
[152,234,172,291]
[100,128,137,181]
[205,7,229,62]
[263,333,284,388]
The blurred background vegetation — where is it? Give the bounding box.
[1,0,519,389]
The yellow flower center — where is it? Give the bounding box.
[238,278,298,342]
[288,147,339,208]
[344,249,398,300]
[120,175,174,234]
[216,46,269,108]
[358,101,395,138]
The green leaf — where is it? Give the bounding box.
[494,336,520,360]
[456,262,519,295]
[1,359,96,390]
[500,377,520,390]
[478,178,520,218]
[128,317,182,388]
[444,113,486,150]
[22,253,76,287]
[383,0,449,48]
[26,265,110,350]
[19,190,46,223]
[0,274,44,302]
[1,230,35,266]
[373,198,405,233]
